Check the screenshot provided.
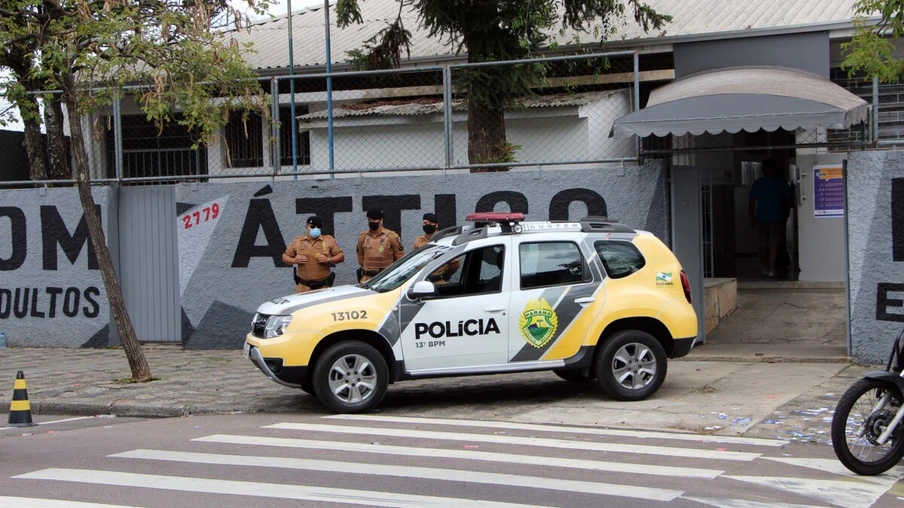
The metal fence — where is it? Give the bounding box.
[0,50,877,187]
[0,51,643,186]
[641,126,872,157]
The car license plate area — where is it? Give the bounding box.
[243,342,251,359]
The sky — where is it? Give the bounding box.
[230,0,327,21]
[1,0,329,132]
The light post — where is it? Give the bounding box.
[287,0,299,177]
[324,0,335,176]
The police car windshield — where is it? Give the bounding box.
[364,245,447,293]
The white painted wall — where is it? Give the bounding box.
[106,91,634,177]
[292,91,633,172]
[795,151,847,282]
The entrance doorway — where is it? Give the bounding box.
[682,133,849,354]
[699,133,799,282]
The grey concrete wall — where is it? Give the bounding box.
[848,151,904,363]
[674,32,830,79]
[176,162,668,349]
[1,162,668,348]
[0,187,112,347]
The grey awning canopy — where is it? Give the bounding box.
[611,66,870,138]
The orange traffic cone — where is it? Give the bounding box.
[8,371,35,427]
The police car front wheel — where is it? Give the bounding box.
[312,341,389,413]
[595,330,667,401]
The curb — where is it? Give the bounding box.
[737,281,846,290]
[20,400,299,419]
[676,356,853,364]
[31,401,187,418]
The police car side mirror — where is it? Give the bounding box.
[408,281,437,300]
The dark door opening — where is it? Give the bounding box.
[701,131,799,281]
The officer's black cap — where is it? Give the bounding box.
[366,209,383,220]
[306,216,323,228]
[422,213,439,223]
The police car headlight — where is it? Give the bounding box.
[264,315,292,338]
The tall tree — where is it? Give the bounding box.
[1,40,48,180]
[0,6,72,181]
[843,0,904,82]
[0,0,271,381]
[337,0,670,170]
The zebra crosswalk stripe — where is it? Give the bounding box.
[683,497,831,508]
[763,457,904,484]
[193,434,723,479]
[0,497,139,508]
[13,468,551,508]
[322,414,789,447]
[110,449,683,502]
[265,422,761,461]
[724,475,891,508]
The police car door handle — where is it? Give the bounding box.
[574,297,595,306]
[484,306,506,313]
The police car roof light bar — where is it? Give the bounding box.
[465,212,525,234]
[465,212,525,223]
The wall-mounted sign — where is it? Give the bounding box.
[813,164,845,218]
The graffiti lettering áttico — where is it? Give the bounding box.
[231,190,608,267]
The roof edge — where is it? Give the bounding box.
[590,17,883,50]
[245,14,882,73]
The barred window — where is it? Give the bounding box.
[279,105,311,166]
[105,114,207,179]
[224,111,264,168]
[223,107,311,168]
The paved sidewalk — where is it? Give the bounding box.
[0,344,875,445]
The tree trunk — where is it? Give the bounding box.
[63,84,152,383]
[9,68,48,181]
[467,102,508,173]
[44,95,70,181]
[464,40,510,174]
[21,107,48,181]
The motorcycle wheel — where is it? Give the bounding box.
[831,378,904,475]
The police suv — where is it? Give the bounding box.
[244,213,697,413]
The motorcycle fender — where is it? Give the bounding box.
[864,371,904,394]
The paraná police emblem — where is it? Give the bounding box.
[519,298,559,348]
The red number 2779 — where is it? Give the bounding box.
[182,203,220,229]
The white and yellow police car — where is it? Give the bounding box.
[244,213,697,413]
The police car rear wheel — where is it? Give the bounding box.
[595,330,667,401]
[313,341,388,414]
[553,368,595,384]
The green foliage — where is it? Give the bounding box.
[347,20,413,70]
[339,0,669,167]
[842,0,904,82]
[337,0,669,106]
[337,0,364,26]
[491,140,521,164]
[0,0,272,149]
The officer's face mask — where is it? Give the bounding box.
[423,224,437,234]
[368,220,380,231]
[309,227,321,239]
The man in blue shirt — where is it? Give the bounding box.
[748,159,793,278]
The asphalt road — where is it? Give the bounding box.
[2,412,904,507]
[0,414,146,439]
